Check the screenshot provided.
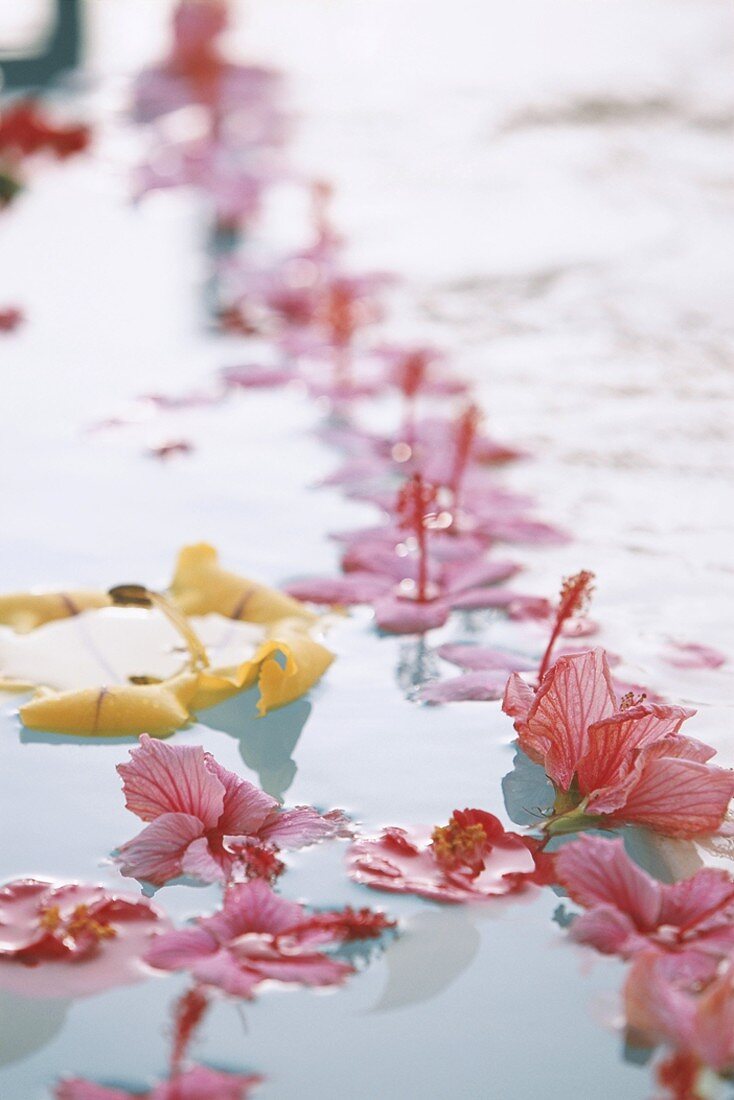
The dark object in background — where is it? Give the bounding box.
[0,0,82,90]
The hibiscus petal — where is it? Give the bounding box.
[568,905,648,957]
[525,649,616,790]
[190,951,263,998]
[247,953,353,988]
[618,757,734,838]
[284,574,390,605]
[579,704,695,805]
[117,735,225,827]
[555,836,662,930]
[660,868,734,931]
[181,837,227,884]
[214,879,306,937]
[145,927,218,971]
[205,757,277,835]
[117,813,205,886]
[438,645,534,672]
[417,670,509,703]
[373,595,449,634]
[55,1082,131,1100]
[624,953,697,1049]
[259,806,347,848]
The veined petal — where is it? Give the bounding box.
[555,836,662,930]
[205,758,277,835]
[524,649,616,790]
[259,806,347,848]
[618,756,734,838]
[117,735,225,826]
[117,813,205,885]
[145,926,218,971]
[578,704,694,801]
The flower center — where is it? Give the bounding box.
[431,820,488,876]
[38,902,117,946]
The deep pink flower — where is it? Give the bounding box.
[502,648,734,838]
[556,835,734,979]
[55,1065,262,1099]
[0,879,167,998]
[144,879,385,997]
[116,736,348,886]
[348,809,544,903]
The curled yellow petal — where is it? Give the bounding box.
[191,617,334,716]
[0,591,110,634]
[169,543,315,625]
[19,672,199,738]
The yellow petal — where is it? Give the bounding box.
[191,617,334,716]
[20,672,199,738]
[0,591,110,634]
[169,543,315,625]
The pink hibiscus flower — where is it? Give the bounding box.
[556,835,734,979]
[144,879,391,997]
[286,474,522,633]
[348,809,550,903]
[116,736,349,887]
[625,952,734,1078]
[55,1065,262,1099]
[0,879,167,998]
[502,648,734,839]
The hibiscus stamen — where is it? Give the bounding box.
[108,584,210,671]
[396,349,428,447]
[430,817,488,876]
[537,570,595,683]
[619,690,647,711]
[449,403,481,512]
[395,474,439,602]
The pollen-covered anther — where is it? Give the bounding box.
[619,690,647,711]
[430,819,488,874]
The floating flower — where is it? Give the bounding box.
[664,642,727,671]
[145,879,389,997]
[625,952,734,1080]
[1,545,333,735]
[502,648,734,838]
[287,475,521,633]
[348,809,546,903]
[116,735,348,886]
[0,880,167,998]
[55,1065,262,1099]
[556,835,734,979]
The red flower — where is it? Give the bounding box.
[348,809,543,902]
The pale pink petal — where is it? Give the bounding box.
[693,969,734,1070]
[524,649,616,790]
[145,927,218,971]
[417,671,509,703]
[205,758,277,835]
[569,906,648,957]
[117,735,225,828]
[665,642,727,671]
[55,1083,132,1100]
[188,951,263,998]
[154,1065,262,1099]
[213,879,306,936]
[284,574,390,605]
[373,595,449,634]
[259,806,347,848]
[117,813,205,885]
[618,756,734,838]
[501,673,536,737]
[624,952,697,1049]
[181,837,227,884]
[660,869,734,931]
[579,704,695,805]
[246,954,352,988]
[555,836,662,929]
[443,559,520,593]
[438,645,534,672]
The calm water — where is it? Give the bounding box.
[1,1,733,1096]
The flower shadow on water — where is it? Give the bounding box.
[0,989,70,1069]
[198,687,312,801]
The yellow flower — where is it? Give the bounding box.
[2,546,333,737]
